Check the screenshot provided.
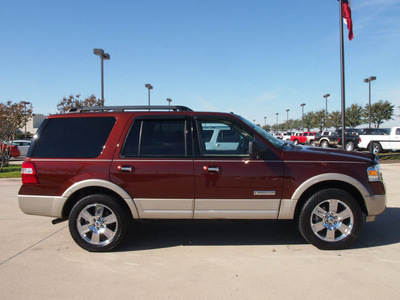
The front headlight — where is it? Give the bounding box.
[367,164,383,182]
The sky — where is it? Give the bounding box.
[1,0,400,128]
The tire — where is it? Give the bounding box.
[320,140,329,148]
[310,140,315,146]
[69,194,129,252]
[293,139,299,145]
[298,189,363,250]
[345,141,355,152]
[372,142,382,154]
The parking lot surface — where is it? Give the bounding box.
[1,164,399,299]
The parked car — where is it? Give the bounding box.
[358,127,400,153]
[290,132,307,145]
[315,130,359,151]
[360,128,390,136]
[281,132,293,141]
[19,105,386,252]
[0,142,21,158]
[12,140,31,156]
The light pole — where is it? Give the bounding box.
[286,109,290,131]
[21,101,30,139]
[145,83,153,108]
[93,48,110,102]
[276,113,279,132]
[166,98,172,106]
[264,116,267,126]
[323,94,330,130]
[300,103,306,129]
[364,76,377,128]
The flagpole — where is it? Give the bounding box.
[340,0,346,150]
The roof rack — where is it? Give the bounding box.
[67,105,193,113]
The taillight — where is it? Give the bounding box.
[21,161,39,184]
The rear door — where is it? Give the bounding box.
[110,115,195,219]
[193,116,284,219]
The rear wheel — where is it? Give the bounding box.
[293,139,299,145]
[69,194,129,252]
[345,141,355,151]
[320,140,329,148]
[371,142,382,154]
[298,189,363,250]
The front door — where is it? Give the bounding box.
[193,117,284,219]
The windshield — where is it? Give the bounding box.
[237,115,286,148]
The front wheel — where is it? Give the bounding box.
[298,189,363,250]
[69,194,129,252]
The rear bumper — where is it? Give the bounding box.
[18,195,65,218]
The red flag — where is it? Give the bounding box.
[343,0,354,40]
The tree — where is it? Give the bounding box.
[328,111,342,130]
[57,94,104,113]
[302,112,315,131]
[0,101,33,170]
[346,103,364,128]
[365,100,394,128]
[313,110,327,132]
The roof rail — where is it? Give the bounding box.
[67,105,193,113]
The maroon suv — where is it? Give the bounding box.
[18,106,386,251]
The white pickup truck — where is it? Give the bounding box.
[358,127,400,153]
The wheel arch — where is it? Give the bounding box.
[61,179,139,220]
[278,173,371,220]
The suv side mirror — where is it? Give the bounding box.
[249,141,260,158]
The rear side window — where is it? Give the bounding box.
[29,117,116,158]
[121,119,187,157]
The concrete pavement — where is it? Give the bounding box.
[0,165,399,299]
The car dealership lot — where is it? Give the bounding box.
[1,164,400,299]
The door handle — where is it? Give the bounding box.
[117,165,134,173]
[203,166,221,173]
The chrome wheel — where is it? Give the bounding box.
[77,203,118,246]
[310,199,354,242]
[321,140,329,148]
[69,194,128,252]
[298,189,362,250]
[345,141,355,151]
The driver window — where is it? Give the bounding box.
[198,120,253,156]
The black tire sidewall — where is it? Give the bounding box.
[69,194,128,252]
[298,189,363,250]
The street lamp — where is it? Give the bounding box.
[364,76,377,128]
[21,101,30,139]
[166,98,172,106]
[93,48,110,102]
[264,116,267,126]
[300,103,306,130]
[286,109,290,121]
[145,83,153,108]
[276,113,279,132]
[323,94,330,130]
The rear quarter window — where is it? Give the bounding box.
[29,117,116,158]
